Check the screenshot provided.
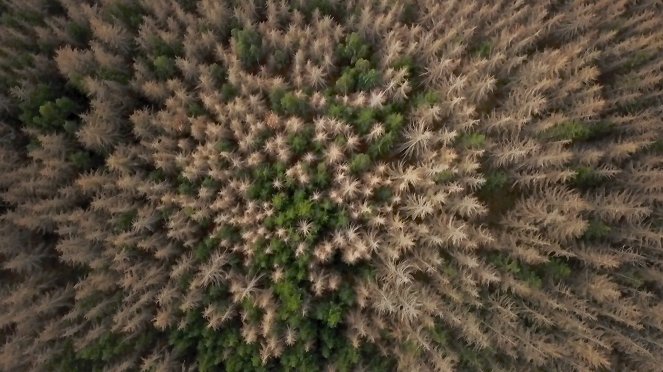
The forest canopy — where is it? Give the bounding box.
[0,0,662,371]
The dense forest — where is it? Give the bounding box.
[0,0,662,371]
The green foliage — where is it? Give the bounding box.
[269,89,311,117]
[271,192,288,211]
[49,341,94,372]
[391,55,416,75]
[51,330,159,372]
[335,68,356,94]
[313,163,331,188]
[413,90,439,107]
[247,163,278,201]
[271,49,290,72]
[367,132,396,158]
[187,101,206,117]
[543,258,572,282]
[490,253,574,288]
[209,63,226,83]
[66,22,91,44]
[649,140,663,154]
[195,236,220,261]
[64,73,87,94]
[68,150,94,170]
[293,0,340,20]
[79,333,138,362]
[153,55,177,79]
[582,219,612,240]
[275,278,305,316]
[488,253,543,289]
[332,209,350,229]
[170,314,267,372]
[169,305,393,372]
[97,67,131,84]
[219,225,241,244]
[327,103,400,159]
[456,342,498,372]
[480,170,509,193]
[354,107,376,134]
[220,83,238,102]
[360,106,407,158]
[315,283,355,327]
[232,28,263,70]
[18,86,82,133]
[456,132,486,149]
[618,267,646,289]
[0,6,43,27]
[62,119,79,134]
[477,168,518,224]
[541,121,590,141]
[434,170,456,184]
[281,92,310,117]
[106,2,144,31]
[334,58,381,94]
[541,120,615,143]
[327,101,355,122]
[215,138,237,152]
[430,322,450,347]
[289,131,312,155]
[252,129,273,149]
[26,138,41,153]
[400,1,418,24]
[333,135,348,147]
[114,210,136,232]
[623,51,651,71]
[356,68,380,90]
[373,187,393,204]
[1,52,34,80]
[40,97,77,120]
[200,176,219,189]
[147,36,183,58]
[338,32,370,65]
[473,41,492,58]
[279,343,319,370]
[384,112,404,132]
[171,146,392,369]
[618,100,648,114]
[354,58,380,91]
[350,153,371,174]
[586,121,616,141]
[42,103,76,130]
[572,167,605,188]
[174,0,198,13]
[177,175,197,196]
[148,169,167,182]
[269,88,286,112]
[522,269,543,289]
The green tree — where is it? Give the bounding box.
[153,55,176,79]
[350,153,371,174]
[232,28,263,70]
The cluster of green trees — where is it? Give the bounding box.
[151,8,403,371]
